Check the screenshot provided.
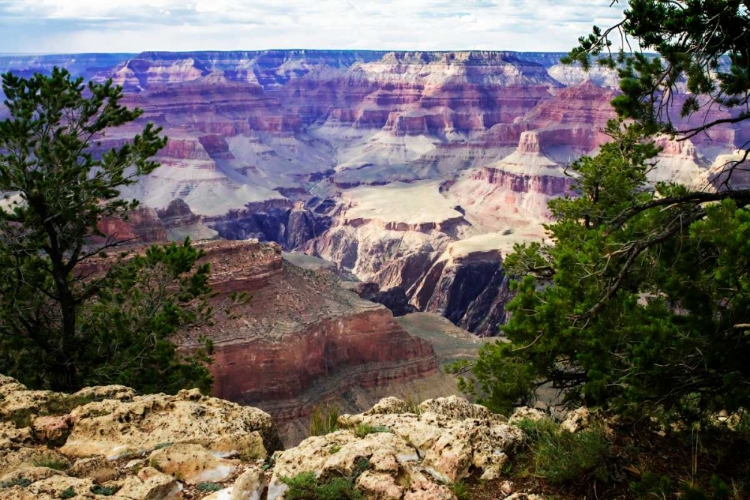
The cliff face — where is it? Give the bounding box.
[188,240,440,422]
[11,50,746,338]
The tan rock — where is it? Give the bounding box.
[231,467,266,500]
[267,430,416,500]
[0,466,64,485]
[0,485,39,500]
[423,420,525,483]
[60,390,279,460]
[508,407,546,424]
[0,376,27,398]
[419,396,505,425]
[0,448,70,476]
[0,422,33,450]
[27,475,96,498]
[74,385,136,402]
[404,476,455,500]
[560,407,590,433]
[356,471,404,499]
[500,480,514,495]
[363,397,410,416]
[117,466,183,500]
[69,455,118,484]
[148,443,238,485]
[505,493,545,500]
[202,488,233,500]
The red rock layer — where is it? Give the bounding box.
[188,240,439,421]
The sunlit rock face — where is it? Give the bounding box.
[6,50,748,337]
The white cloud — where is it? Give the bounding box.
[0,1,627,53]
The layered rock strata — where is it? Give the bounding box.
[188,240,440,426]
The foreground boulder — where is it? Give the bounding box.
[268,395,527,500]
[0,375,281,499]
[60,388,280,459]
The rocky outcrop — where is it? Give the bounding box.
[351,282,417,317]
[156,198,219,241]
[186,241,440,431]
[268,395,529,500]
[0,374,280,500]
[0,374,555,500]
[97,207,168,244]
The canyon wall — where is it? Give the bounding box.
[186,240,440,429]
[5,50,748,338]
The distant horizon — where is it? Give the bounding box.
[0,49,574,57]
[0,1,626,54]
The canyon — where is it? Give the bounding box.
[1,50,747,437]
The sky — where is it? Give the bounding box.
[0,0,627,54]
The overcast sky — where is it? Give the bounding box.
[0,1,627,54]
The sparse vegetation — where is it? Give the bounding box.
[309,405,340,436]
[90,485,119,496]
[280,472,363,500]
[515,418,610,485]
[354,423,390,438]
[404,394,422,415]
[449,481,470,500]
[0,477,31,489]
[152,442,173,450]
[32,454,70,471]
[196,482,223,492]
[60,486,76,499]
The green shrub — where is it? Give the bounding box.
[449,481,470,500]
[630,471,675,498]
[310,405,340,436]
[518,418,610,484]
[679,476,730,500]
[32,454,70,471]
[196,482,223,492]
[354,423,390,438]
[280,472,362,500]
[60,487,76,499]
[90,485,119,496]
[405,395,422,416]
[0,477,32,488]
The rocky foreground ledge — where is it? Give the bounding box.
[0,374,566,499]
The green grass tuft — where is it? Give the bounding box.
[280,472,363,500]
[517,417,610,485]
[354,423,390,438]
[310,405,340,436]
[32,454,70,471]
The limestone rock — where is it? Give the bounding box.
[148,443,238,485]
[73,385,136,402]
[0,448,70,476]
[0,466,64,485]
[117,466,183,500]
[69,455,118,484]
[363,397,410,416]
[27,475,96,498]
[509,407,547,424]
[230,467,266,500]
[60,389,279,459]
[356,471,404,499]
[0,422,33,450]
[419,395,506,426]
[560,407,591,433]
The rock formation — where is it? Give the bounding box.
[0,373,559,499]
[186,241,441,435]
[6,50,747,338]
